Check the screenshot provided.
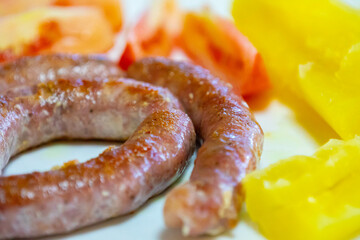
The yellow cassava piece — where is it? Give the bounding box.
[244,137,360,240]
[232,0,360,139]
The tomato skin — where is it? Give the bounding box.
[118,0,181,70]
[248,53,270,95]
[118,40,138,70]
[177,12,270,96]
[119,2,270,96]
[118,23,174,70]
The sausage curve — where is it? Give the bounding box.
[128,57,264,236]
[0,78,195,239]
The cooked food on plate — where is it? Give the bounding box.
[0,55,263,238]
[128,57,263,236]
[1,0,359,239]
[0,75,195,238]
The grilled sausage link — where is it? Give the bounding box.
[128,57,264,236]
[0,79,195,239]
[0,54,123,94]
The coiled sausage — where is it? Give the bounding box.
[128,57,263,236]
[0,78,195,238]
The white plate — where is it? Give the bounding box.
[2,0,345,239]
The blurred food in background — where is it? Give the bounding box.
[0,0,122,62]
[178,11,270,96]
[0,0,270,97]
[233,0,360,139]
[0,0,122,30]
[118,0,182,70]
[118,0,270,96]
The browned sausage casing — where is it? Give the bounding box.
[0,54,123,94]
[128,57,264,236]
[0,79,195,239]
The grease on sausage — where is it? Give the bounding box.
[0,78,195,239]
[0,54,123,93]
[128,57,263,236]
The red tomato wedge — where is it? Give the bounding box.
[177,12,270,96]
[119,18,173,70]
[119,0,182,70]
[119,1,270,96]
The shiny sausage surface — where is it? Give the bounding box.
[128,57,264,236]
[0,78,195,239]
[0,54,123,94]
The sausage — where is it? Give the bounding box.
[128,57,264,236]
[0,54,123,94]
[0,78,196,238]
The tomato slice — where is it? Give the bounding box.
[119,1,270,96]
[177,12,270,96]
[118,0,181,70]
[119,23,173,70]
